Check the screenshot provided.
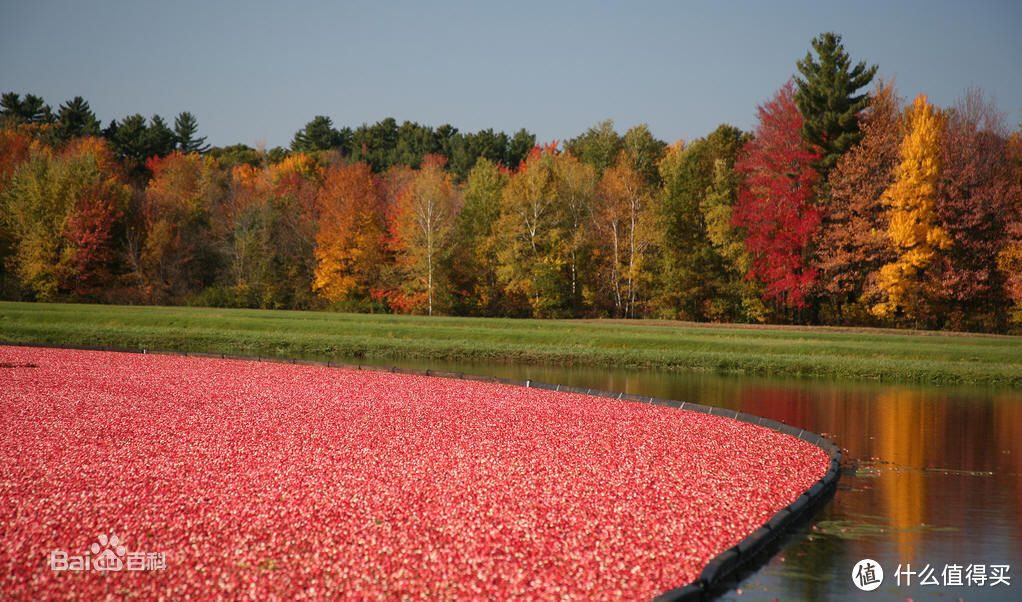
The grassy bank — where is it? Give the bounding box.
[1,301,1020,387]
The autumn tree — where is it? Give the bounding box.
[221,162,271,300]
[794,32,877,179]
[814,79,901,323]
[933,89,1022,330]
[140,151,223,302]
[595,152,654,317]
[1,140,127,299]
[0,126,30,294]
[999,224,1022,326]
[871,94,950,322]
[313,161,387,307]
[0,127,39,188]
[260,154,323,308]
[734,81,823,311]
[701,157,768,322]
[494,143,570,316]
[212,155,322,309]
[208,144,264,170]
[448,158,511,315]
[554,151,597,311]
[622,124,667,186]
[999,129,1022,325]
[386,154,456,315]
[653,124,749,320]
[565,120,624,173]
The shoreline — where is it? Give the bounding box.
[2,301,1021,387]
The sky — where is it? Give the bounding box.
[2,0,1020,150]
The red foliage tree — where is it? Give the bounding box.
[814,80,901,322]
[933,89,1022,329]
[64,190,120,296]
[734,81,823,309]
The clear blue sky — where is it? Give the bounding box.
[2,0,1020,149]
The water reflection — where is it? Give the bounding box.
[318,354,1021,601]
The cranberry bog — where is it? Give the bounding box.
[1,345,837,600]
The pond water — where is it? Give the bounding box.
[323,355,1021,601]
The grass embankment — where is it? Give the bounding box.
[1,301,1020,387]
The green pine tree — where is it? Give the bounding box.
[0,92,54,125]
[55,96,101,142]
[291,115,347,153]
[794,32,878,178]
[174,111,210,153]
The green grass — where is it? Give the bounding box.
[1,301,1020,387]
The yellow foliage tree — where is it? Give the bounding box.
[596,152,653,318]
[272,152,323,186]
[389,154,456,315]
[871,94,951,320]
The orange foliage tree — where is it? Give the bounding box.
[141,151,222,303]
[815,80,902,323]
[313,162,387,307]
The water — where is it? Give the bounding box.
[322,355,1021,601]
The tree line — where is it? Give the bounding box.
[2,32,1021,332]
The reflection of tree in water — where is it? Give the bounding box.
[994,397,1022,544]
[875,388,931,560]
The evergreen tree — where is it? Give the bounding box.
[105,114,177,167]
[291,115,347,153]
[55,96,101,142]
[174,111,210,153]
[505,128,536,170]
[351,118,399,169]
[0,92,54,124]
[106,114,149,162]
[794,32,877,178]
[146,115,178,158]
